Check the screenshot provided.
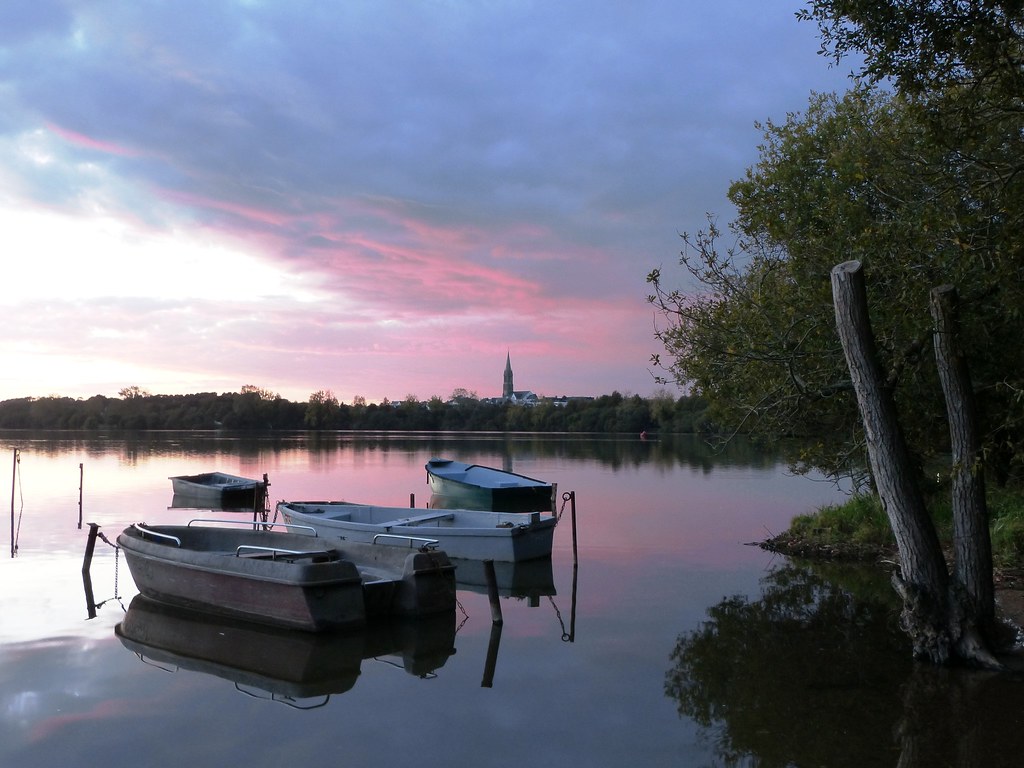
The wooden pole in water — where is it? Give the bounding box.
[483,559,503,625]
[82,523,99,619]
[77,463,84,529]
[568,490,578,566]
[10,448,17,558]
[481,622,502,688]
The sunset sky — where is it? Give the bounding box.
[0,1,852,405]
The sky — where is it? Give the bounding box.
[0,0,854,405]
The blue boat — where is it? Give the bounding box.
[425,458,555,512]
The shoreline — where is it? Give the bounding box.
[759,534,1024,641]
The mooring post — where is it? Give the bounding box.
[82,523,100,619]
[10,448,18,558]
[481,622,502,688]
[77,463,84,529]
[82,522,99,574]
[410,492,415,508]
[569,490,578,566]
[483,558,503,625]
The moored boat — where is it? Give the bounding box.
[277,500,557,563]
[117,521,455,631]
[168,471,268,510]
[425,458,555,512]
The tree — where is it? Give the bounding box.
[649,86,1024,483]
[649,6,1024,663]
[795,0,1024,486]
[832,261,998,665]
[799,1,1024,110]
[240,384,279,400]
[304,389,340,429]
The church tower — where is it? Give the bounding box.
[503,352,514,400]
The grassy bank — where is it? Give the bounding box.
[764,487,1024,571]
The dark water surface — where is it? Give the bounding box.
[1,431,1022,767]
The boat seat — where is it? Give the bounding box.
[236,547,338,563]
[379,511,456,528]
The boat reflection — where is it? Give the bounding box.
[451,556,556,604]
[170,493,267,514]
[115,595,456,707]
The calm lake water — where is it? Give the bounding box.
[1,431,1022,767]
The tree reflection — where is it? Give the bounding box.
[667,563,1024,766]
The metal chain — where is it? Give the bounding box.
[94,530,125,610]
[548,595,571,642]
[556,490,573,523]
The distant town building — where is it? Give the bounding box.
[501,353,538,406]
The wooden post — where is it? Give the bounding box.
[82,523,99,619]
[10,448,17,558]
[483,559,503,625]
[78,463,84,530]
[480,622,502,688]
[568,491,578,566]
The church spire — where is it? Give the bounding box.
[503,351,514,400]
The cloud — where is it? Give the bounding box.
[0,1,853,402]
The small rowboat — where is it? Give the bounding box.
[169,471,268,510]
[117,521,455,632]
[425,458,555,512]
[277,500,557,563]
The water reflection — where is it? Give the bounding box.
[0,428,792,473]
[451,556,556,601]
[0,431,872,767]
[666,563,1024,767]
[115,596,456,707]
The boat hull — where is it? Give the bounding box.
[277,501,557,563]
[118,525,366,632]
[425,458,555,512]
[118,523,457,631]
[169,472,267,509]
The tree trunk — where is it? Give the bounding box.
[830,261,953,662]
[930,285,995,632]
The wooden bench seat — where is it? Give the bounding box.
[379,511,456,528]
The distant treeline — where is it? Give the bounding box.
[0,391,713,434]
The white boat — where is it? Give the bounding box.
[117,521,456,631]
[169,471,268,509]
[425,458,555,512]
[277,500,557,563]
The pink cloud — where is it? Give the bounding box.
[46,123,140,157]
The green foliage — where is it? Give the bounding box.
[650,84,1024,483]
[987,487,1024,567]
[788,493,894,547]
[799,1,1024,104]
[789,487,1024,567]
[0,390,712,434]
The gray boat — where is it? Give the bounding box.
[117,521,455,632]
[168,471,268,510]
